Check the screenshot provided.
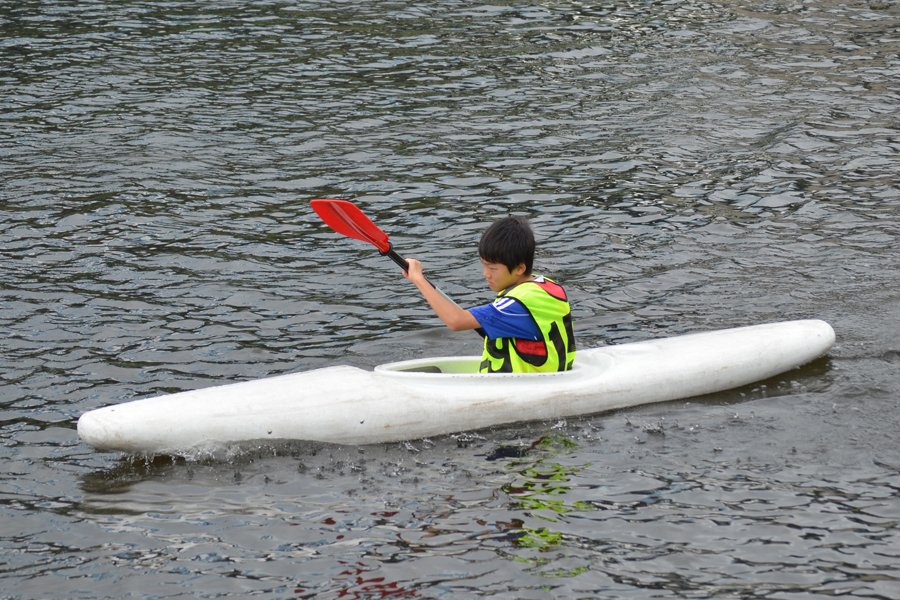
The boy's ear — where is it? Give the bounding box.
[515,263,527,276]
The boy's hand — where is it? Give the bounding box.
[402,257,482,332]
[403,258,426,284]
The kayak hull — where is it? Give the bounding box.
[77,320,835,454]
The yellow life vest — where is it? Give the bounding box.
[479,276,576,373]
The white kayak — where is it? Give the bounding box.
[77,320,835,455]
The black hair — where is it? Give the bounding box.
[478,216,535,274]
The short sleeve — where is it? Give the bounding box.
[469,297,542,341]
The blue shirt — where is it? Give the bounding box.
[469,297,542,341]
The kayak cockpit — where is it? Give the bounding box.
[376,356,482,374]
[373,354,604,378]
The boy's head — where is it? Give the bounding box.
[478,216,535,275]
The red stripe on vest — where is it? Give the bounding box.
[515,339,547,356]
[535,279,567,301]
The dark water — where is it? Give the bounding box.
[2,0,899,597]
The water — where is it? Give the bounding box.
[2,0,899,597]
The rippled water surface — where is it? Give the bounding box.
[2,0,899,598]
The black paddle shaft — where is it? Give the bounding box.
[380,244,410,272]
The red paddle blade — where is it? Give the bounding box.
[311,199,391,253]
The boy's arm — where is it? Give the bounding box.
[404,259,482,331]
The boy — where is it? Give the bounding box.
[403,216,576,373]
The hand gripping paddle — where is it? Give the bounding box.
[311,199,462,308]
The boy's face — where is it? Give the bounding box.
[481,259,527,293]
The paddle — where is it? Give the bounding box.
[311,199,409,270]
[310,199,463,309]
